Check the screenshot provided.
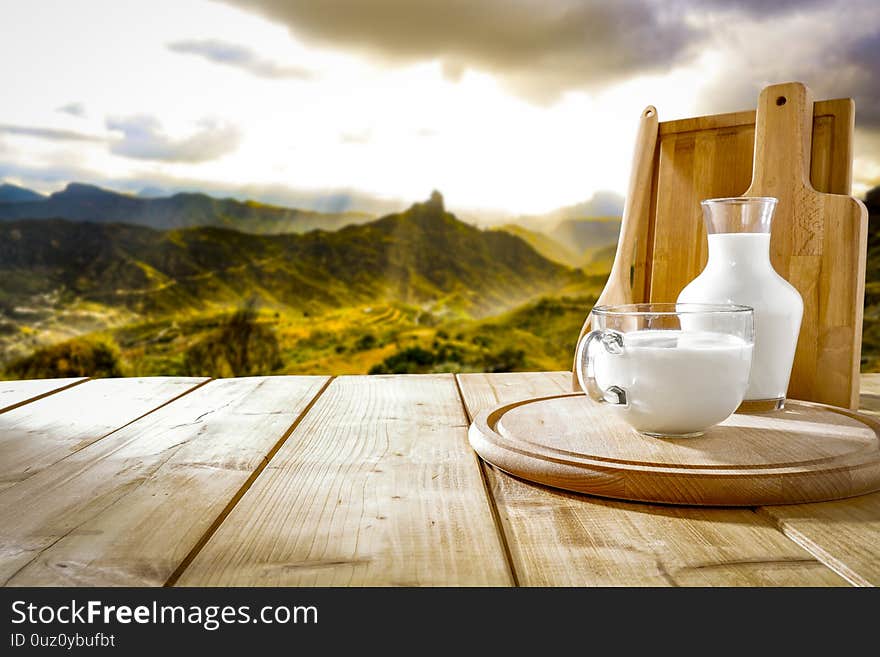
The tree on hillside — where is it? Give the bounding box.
[184,298,282,377]
[4,337,123,379]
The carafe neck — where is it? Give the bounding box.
[705,233,773,272]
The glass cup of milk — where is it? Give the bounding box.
[575,303,755,437]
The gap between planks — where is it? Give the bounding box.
[63,378,213,465]
[0,377,91,415]
[164,376,335,587]
[754,508,872,587]
[453,374,520,587]
[0,377,214,493]
[458,371,868,587]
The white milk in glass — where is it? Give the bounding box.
[678,233,802,404]
[593,329,753,436]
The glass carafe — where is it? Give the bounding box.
[677,197,803,411]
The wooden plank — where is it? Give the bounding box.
[757,495,880,587]
[0,377,86,414]
[176,374,511,586]
[0,377,207,491]
[456,371,848,586]
[858,373,880,414]
[751,373,880,587]
[0,376,328,586]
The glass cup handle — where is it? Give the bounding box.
[575,329,628,406]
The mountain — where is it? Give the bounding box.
[137,186,170,198]
[0,183,44,203]
[0,182,374,234]
[551,217,622,260]
[497,191,623,266]
[511,191,625,233]
[0,191,576,318]
[494,224,582,268]
[553,191,625,220]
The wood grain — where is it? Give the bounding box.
[0,377,207,491]
[459,371,847,586]
[757,494,880,586]
[571,106,658,389]
[745,84,867,409]
[177,375,511,586]
[752,376,880,587]
[572,83,867,410]
[0,376,328,586]
[859,374,880,414]
[471,393,880,506]
[648,118,755,303]
[0,378,86,415]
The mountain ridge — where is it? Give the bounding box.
[0,183,45,203]
[0,192,578,320]
[0,182,374,234]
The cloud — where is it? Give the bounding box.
[0,123,104,142]
[693,7,880,128]
[339,129,372,144]
[0,117,242,166]
[831,31,880,129]
[106,115,242,163]
[222,1,880,111]
[220,0,698,101]
[167,38,313,79]
[56,102,87,118]
[701,0,826,14]
[0,160,104,186]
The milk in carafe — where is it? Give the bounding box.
[677,197,803,409]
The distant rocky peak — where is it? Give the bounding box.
[426,190,444,212]
[52,182,116,200]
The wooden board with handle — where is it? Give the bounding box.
[572,82,868,409]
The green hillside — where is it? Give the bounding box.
[0,191,574,317]
[495,217,622,270]
[0,191,599,376]
[512,191,625,233]
[550,216,622,256]
[493,224,582,267]
[0,182,372,234]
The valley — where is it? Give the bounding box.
[5,179,874,381]
[0,187,608,378]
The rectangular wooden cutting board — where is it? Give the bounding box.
[575,82,868,409]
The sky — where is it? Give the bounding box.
[0,0,879,216]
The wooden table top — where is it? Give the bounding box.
[1,372,879,587]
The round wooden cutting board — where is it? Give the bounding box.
[468,393,880,506]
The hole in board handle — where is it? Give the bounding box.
[776,96,787,106]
